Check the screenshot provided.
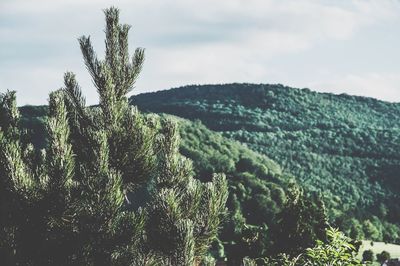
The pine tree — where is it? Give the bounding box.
[0,7,228,265]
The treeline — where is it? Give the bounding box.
[132,83,400,244]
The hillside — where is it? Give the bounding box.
[131,83,400,243]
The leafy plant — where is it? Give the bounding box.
[303,228,362,266]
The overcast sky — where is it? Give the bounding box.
[1,0,400,105]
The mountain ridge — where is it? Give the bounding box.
[131,82,400,243]
[133,82,400,106]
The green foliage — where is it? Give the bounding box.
[15,93,290,262]
[363,219,381,241]
[131,83,400,243]
[2,3,397,265]
[170,117,289,262]
[244,228,362,266]
[271,184,328,256]
[303,228,362,266]
[18,83,399,262]
[362,249,374,262]
[0,7,227,265]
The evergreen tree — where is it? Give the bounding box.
[271,184,328,256]
[0,7,228,265]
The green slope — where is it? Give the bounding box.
[131,83,400,243]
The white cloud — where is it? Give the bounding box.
[1,0,400,104]
[308,72,400,102]
[0,66,63,106]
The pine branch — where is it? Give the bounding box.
[0,91,20,136]
[46,90,75,193]
[0,135,39,203]
[78,36,103,91]
[127,47,145,93]
[104,7,121,76]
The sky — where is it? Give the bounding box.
[1,0,400,105]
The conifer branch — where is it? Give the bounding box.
[46,90,75,193]
[78,36,103,91]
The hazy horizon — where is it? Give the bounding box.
[1,0,400,105]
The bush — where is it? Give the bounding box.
[303,228,362,266]
[362,249,374,262]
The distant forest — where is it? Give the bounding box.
[132,83,400,244]
[18,83,400,262]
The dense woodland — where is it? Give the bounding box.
[2,6,397,266]
[132,83,400,245]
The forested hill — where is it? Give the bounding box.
[131,83,400,131]
[131,83,400,242]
